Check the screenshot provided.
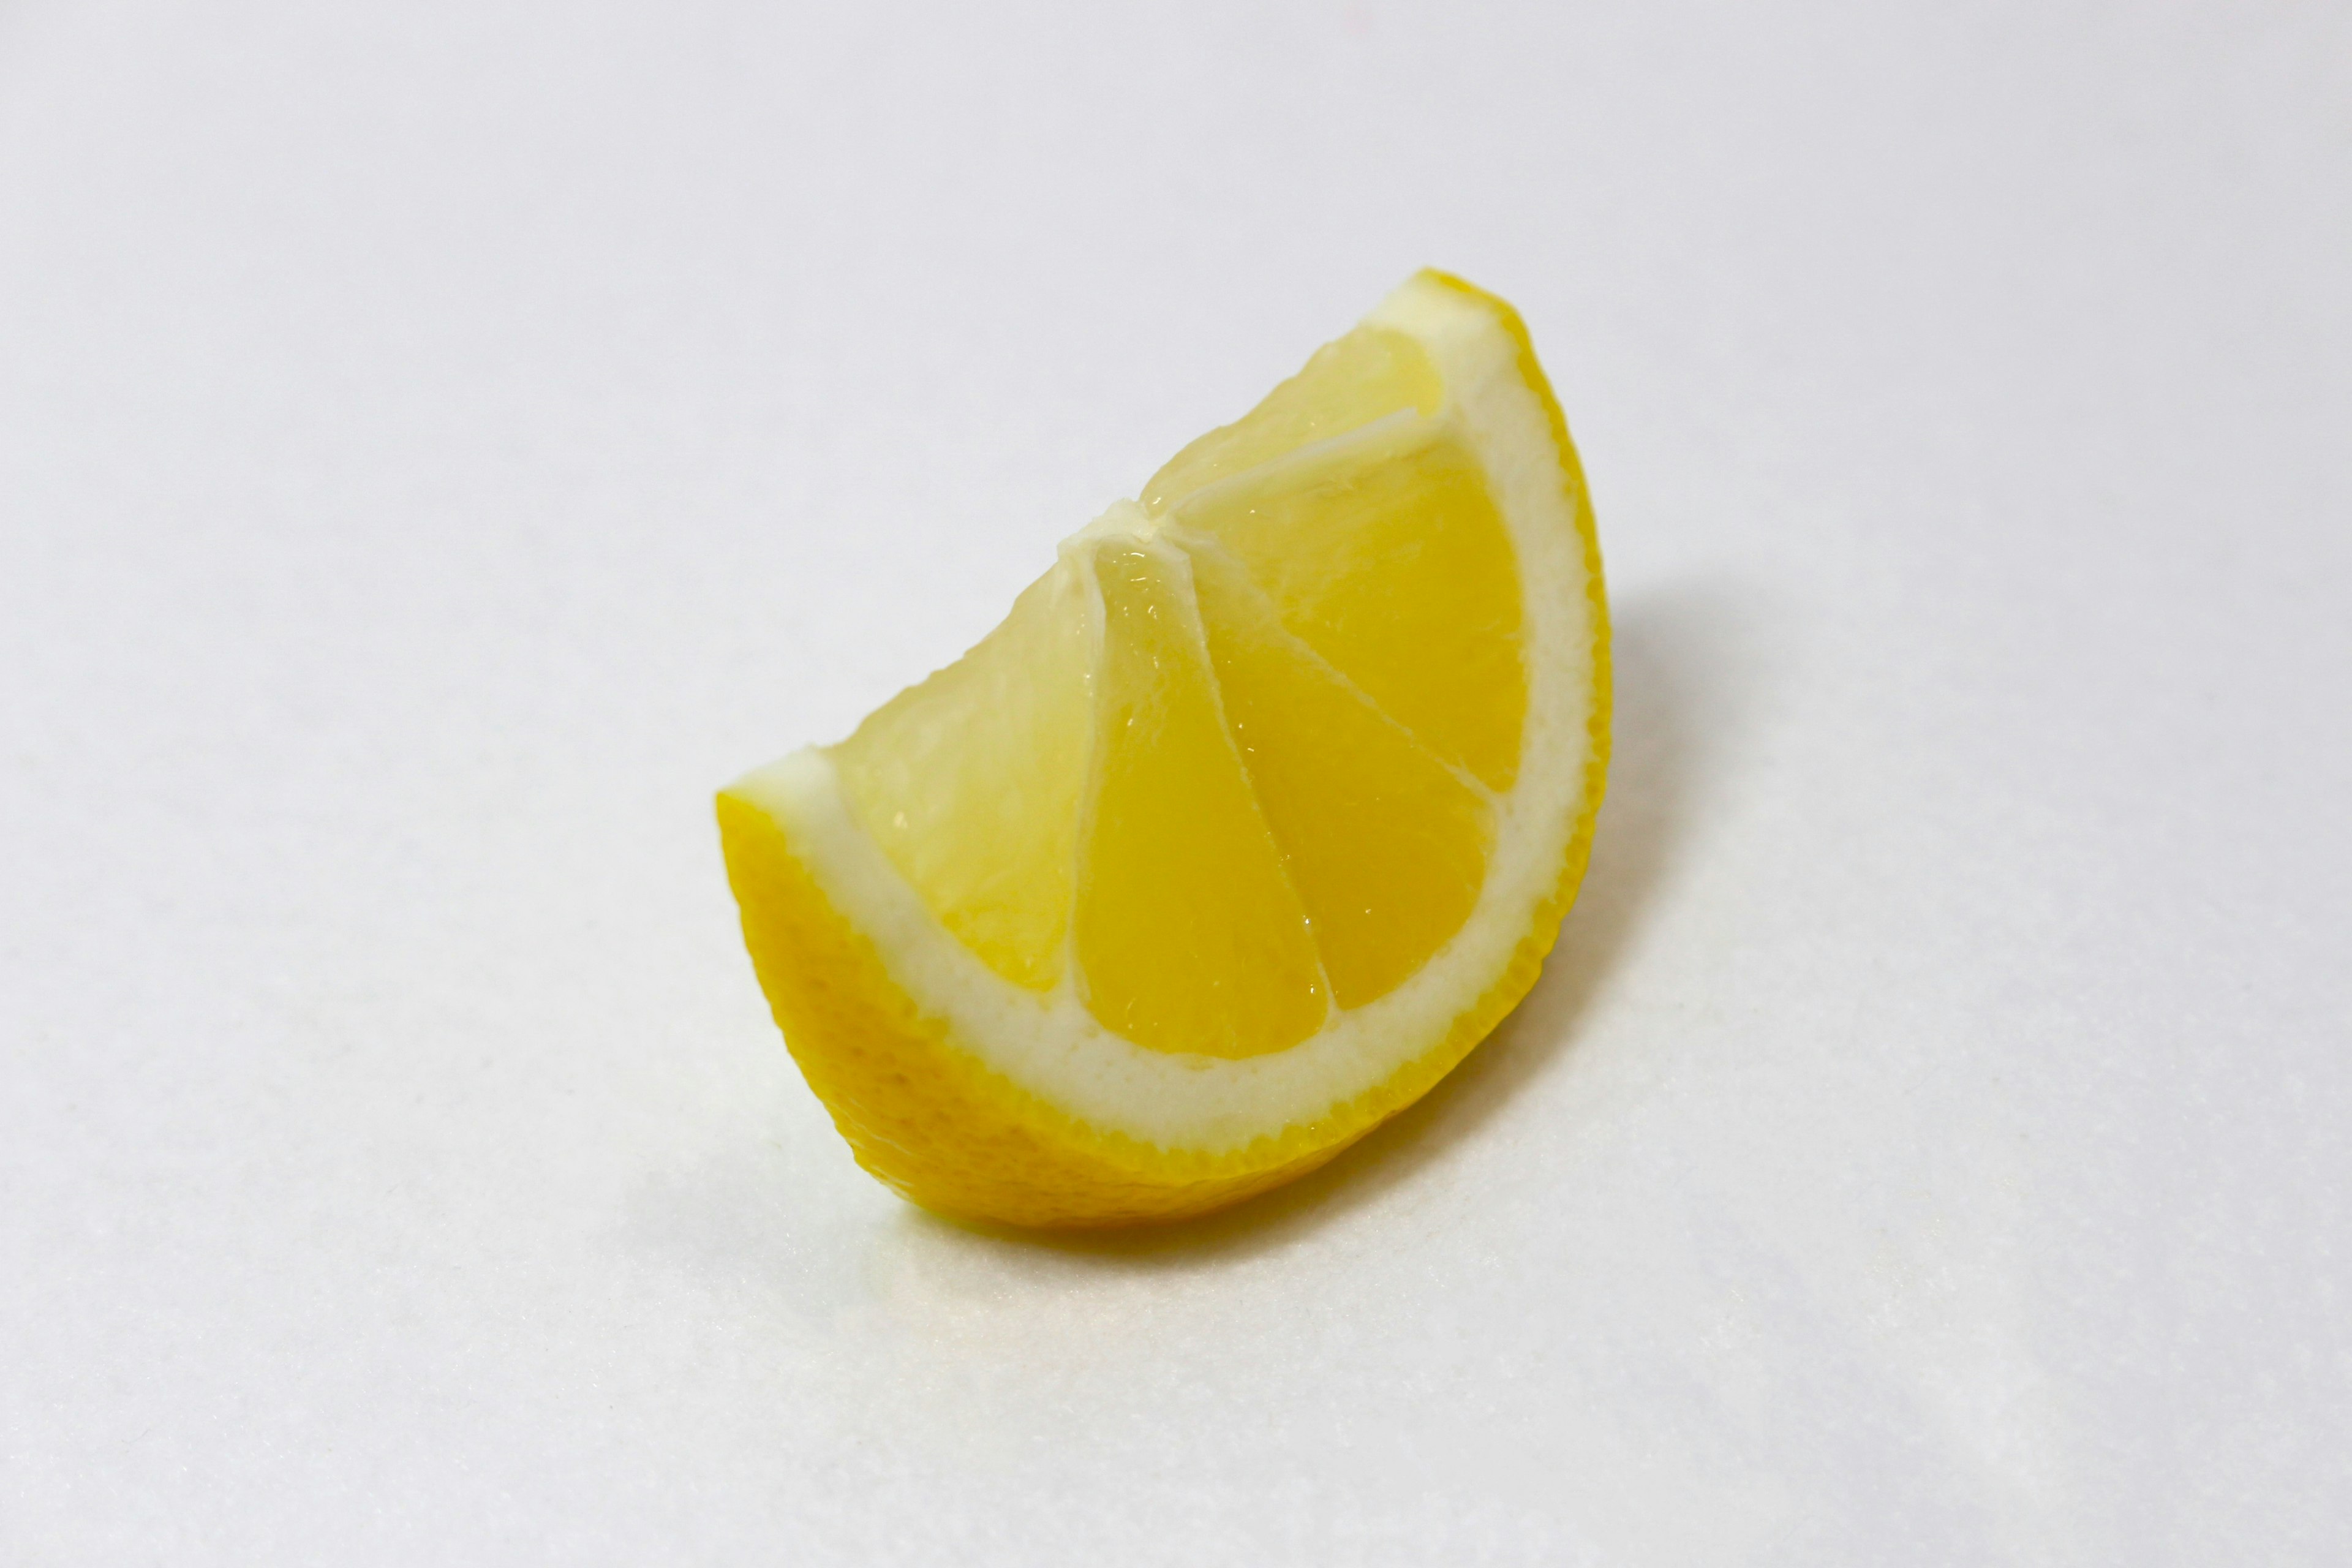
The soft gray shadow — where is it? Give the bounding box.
[903,575,1765,1270]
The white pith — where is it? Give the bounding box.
[729,277,1599,1153]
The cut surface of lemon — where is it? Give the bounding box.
[719,271,1608,1227]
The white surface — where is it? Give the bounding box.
[2,2,2346,1561]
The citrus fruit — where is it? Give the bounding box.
[718,270,1608,1228]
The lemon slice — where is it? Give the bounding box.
[718,271,1608,1227]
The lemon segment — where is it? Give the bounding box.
[1178,533,1493,1009]
[720,270,1608,1228]
[829,559,1094,990]
[1074,535,1329,1060]
[1141,325,1444,513]
[1170,415,1529,791]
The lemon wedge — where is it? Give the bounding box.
[719,270,1608,1227]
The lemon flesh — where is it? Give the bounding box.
[720,271,1608,1227]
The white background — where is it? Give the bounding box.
[4,2,2347,1562]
